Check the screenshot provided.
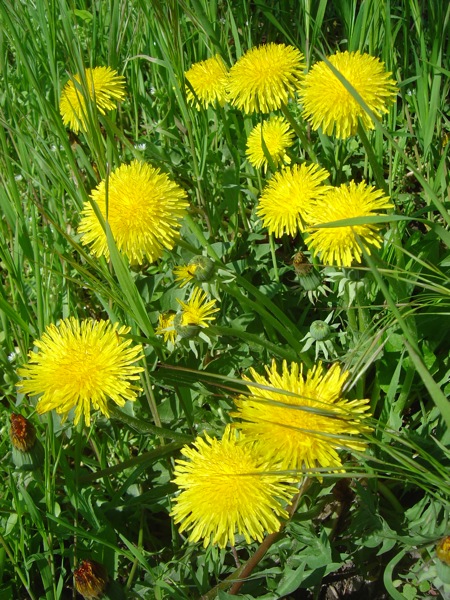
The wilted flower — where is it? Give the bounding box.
[74,559,109,599]
[10,413,36,452]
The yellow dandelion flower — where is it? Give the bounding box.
[177,288,219,328]
[59,66,126,133]
[155,312,177,344]
[185,55,229,109]
[305,180,393,267]
[17,318,144,427]
[78,160,188,265]
[246,116,294,171]
[228,43,305,113]
[233,361,371,472]
[257,163,330,237]
[170,425,295,548]
[173,265,197,288]
[299,51,397,139]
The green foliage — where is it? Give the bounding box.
[0,0,449,598]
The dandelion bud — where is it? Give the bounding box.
[293,252,322,291]
[309,320,331,341]
[10,414,44,471]
[437,537,450,566]
[10,413,36,452]
[188,255,215,282]
[174,312,201,339]
[74,559,109,599]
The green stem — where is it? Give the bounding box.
[269,233,279,282]
[211,325,301,362]
[0,532,37,600]
[78,441,188,484]
[280,103,318,163]
[201,479,311,598]
[108,405,193,443]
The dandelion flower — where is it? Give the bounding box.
[300,51,397,139]
[306,180,393,267]
[257,163,330,237]
[233,360,371,472]
[177,288,219,328]
[155,312,177,344]
[246,116,294,171]
[228,43,305,113]
[59,66,126,133]
[185,55,229,109]
[170,426,295,548]
[17,318,144,427]
[78,160,188,265]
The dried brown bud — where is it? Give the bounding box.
[74,559,109,599]
[10,414,36,452]
[292,251,312,276]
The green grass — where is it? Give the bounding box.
[0,0,449,598]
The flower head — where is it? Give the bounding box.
[170,426,295,548]
[17,318,144,427]
[78,160,188,265]
[176,288,219,329]
[155,312,177,344]
[246,116,294,171]
[228,43,305,113]
[299,51,397,139]
[232,360,371,472]
[185,55,229,109]
[59,66,126,133]
[305,180,393,267]
[257,163,330,237]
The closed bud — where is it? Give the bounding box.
[188,255,215,282]
[293,252,322,291]
[10,414,44,471]
[309,320,331,341]
[74,559,109,599]
[10,413,36,452]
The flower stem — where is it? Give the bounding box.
[280,103,318,163]
[201,478,311,598]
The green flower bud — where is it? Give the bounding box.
[174,312,201,339]
[309,320,331,341]
[293,253,322,291]
[188,255,215,282]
